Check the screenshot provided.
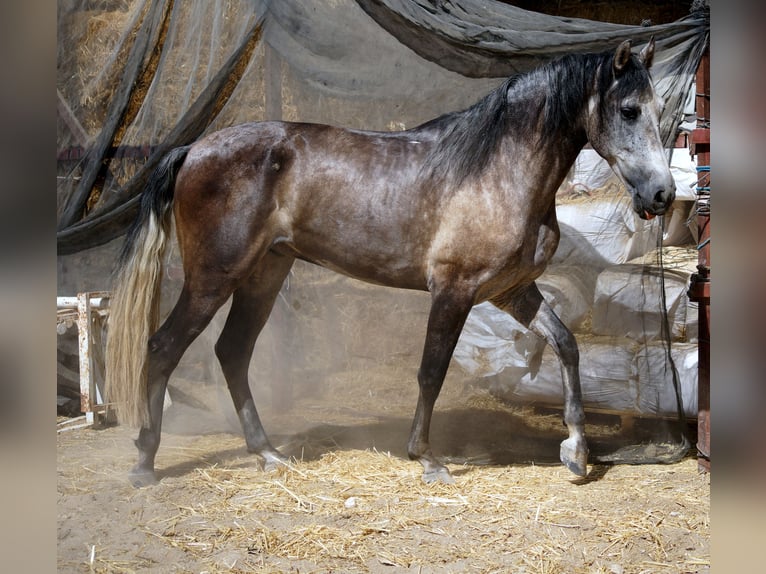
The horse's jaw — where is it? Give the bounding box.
[609,158,676,220]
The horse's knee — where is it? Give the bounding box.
[417,364,447,396]
[557,331,579,366]
[542,318,578,365]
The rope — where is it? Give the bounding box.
[694,165,710,219]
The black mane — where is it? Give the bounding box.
[416,47,651,186]
[413,74,519,187]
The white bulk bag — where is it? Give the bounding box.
[591,264,691,341]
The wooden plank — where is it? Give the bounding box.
[691,128,709,144]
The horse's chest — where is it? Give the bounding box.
[491,209,560,284]
[459,219,554,301]
[429,198,559,289]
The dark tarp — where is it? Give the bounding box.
[356,0,708,77]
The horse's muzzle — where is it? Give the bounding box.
[635,182,676,220]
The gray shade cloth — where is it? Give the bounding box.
[57,0,708,254]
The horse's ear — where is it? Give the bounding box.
[613,40,632,75]
[639,36,655,69]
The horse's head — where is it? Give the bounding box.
[586,38,675,220]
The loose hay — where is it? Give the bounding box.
[58,426,709,573]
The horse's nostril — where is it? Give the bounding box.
[654,188,668,204]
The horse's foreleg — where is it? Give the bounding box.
[492,284,588,477]
[131,286,231,487]
[408,288,474,484]
[215,252,294,471]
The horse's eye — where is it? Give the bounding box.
[621,106,639,121]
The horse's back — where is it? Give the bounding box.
[172,121,439,289]
[171,120,561,295]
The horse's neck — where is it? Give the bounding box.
[500,86,588,205]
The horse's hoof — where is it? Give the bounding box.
[560,437,589,477]
[422,466,455,485]
[129,467,158,488]
[262,451,289,473]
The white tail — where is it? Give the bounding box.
[104,145,189,427]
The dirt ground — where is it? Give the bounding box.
[57,267,709,573]
[57,361,709,574]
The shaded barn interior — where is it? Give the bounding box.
[57,0,709,466]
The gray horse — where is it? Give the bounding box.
[106,39,674,487]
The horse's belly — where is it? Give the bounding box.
[276,234,430,291]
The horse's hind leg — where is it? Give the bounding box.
[492,283,589,477]
[132,284,234,487]
[214,251,295,471]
